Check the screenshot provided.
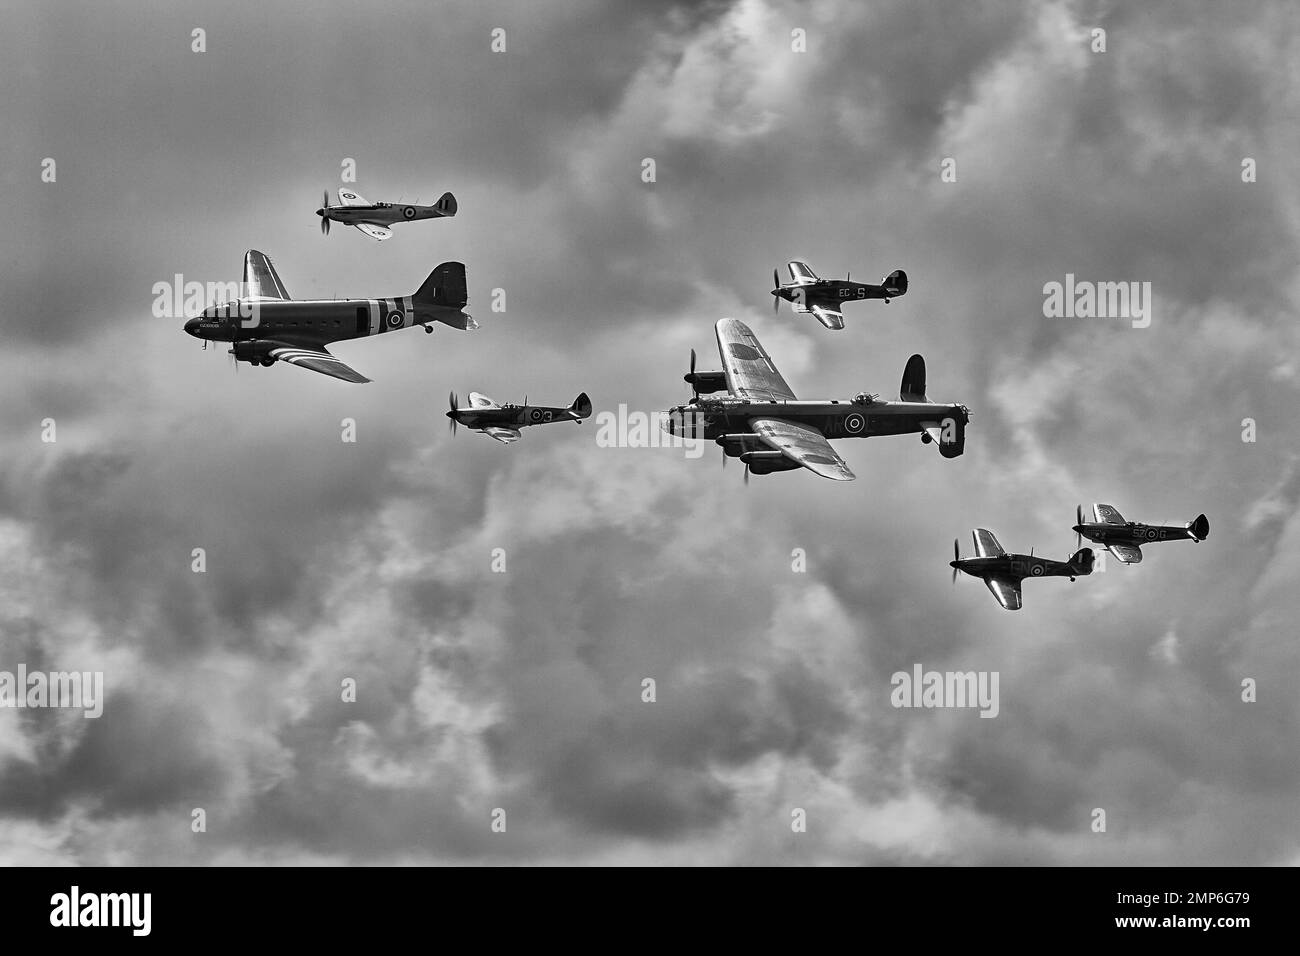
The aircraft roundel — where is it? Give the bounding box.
[530,409,543,422]
[386,311,403,327]
[1031,564,1045,576]
[1146,527,1158,539]
[844,413,865,433]
[403,206,416,219]
[341,191,356,200]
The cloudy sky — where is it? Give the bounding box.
[1,0,1298,865]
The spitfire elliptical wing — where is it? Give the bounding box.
[354,223,393,241]
[1094,503,1126,525]
[265,343,371,384]
[480,426,522,444]
[243,250,290,301]
[336,189,370,207]
[984,576,1023,611]
[749,417,855,481]
[1107,542,1144,564]
[972,528,1007,558]
[714,318,797,401]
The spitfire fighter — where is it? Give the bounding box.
[316,187,457,241]
[1072,503,1209,565]
[951,529,1095,611]
[183,250,475,384]
[662,318,969,481]
[447,391,593,443]
[770,260,908,329]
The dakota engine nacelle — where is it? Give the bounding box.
[230,341,276,365]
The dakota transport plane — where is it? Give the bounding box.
[184,250,475,383]
[663,318,969,481]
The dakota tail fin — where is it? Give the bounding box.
[414,262,476,329]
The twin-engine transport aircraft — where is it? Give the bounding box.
[447,391,593,443]
[951,529,1095,611]
[1072,503,1209,565]
[770,260,908,330]
[316,187,457,241]
[664,318,969,481]
[183,250,476,384]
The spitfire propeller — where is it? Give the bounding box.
[771,267,781,313]
[687,348,699,400]
[318,190,331,235]
[1075,504,1084,549]
[952,538,960,584]
[447,390,459,435]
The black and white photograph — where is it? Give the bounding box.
[1,0,1295,930]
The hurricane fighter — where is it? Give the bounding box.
[950,529,1095,611]
[770,260,908,329]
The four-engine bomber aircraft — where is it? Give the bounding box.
[951,529,1095,611]
[1072,503,1209,564]
[184,250,475,383]
[447,391,593,443]
[663,318,969,481]
[770,260,908,329]
[317,187,457,241]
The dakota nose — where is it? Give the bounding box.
[184,318,200,336]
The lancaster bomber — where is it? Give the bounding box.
[663,318,969,481]
[770,260,908,329]
[183,250,475,383]
[317,187,457,241]
[951,529,1095,611]
[447,391,592,443]
[1072,503,1209,565]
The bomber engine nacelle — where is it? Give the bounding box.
[684,369,727,395]
[741,450,801,475]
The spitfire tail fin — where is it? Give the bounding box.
[414,262,476,330]
[1187,514,1209,541]
[1069,548,1095,575]
[434,192,458,217]
[883,269,908,297]
[571,392,593,420]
